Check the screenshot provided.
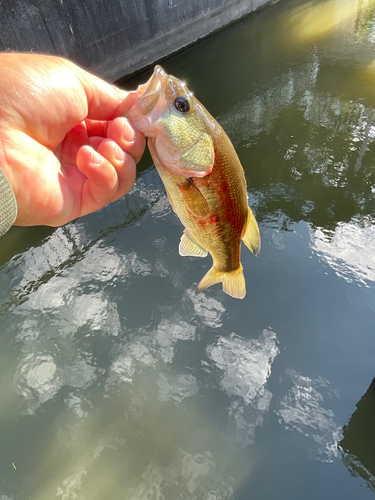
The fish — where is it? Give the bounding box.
[126,65,260,299]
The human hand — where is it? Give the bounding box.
[0,53,145,227]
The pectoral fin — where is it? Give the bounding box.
[179,231,208,257]
[179,178,210,218]
[242,207,261,256]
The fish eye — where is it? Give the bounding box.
[174,96,190,113]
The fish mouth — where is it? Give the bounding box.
[125,66,168,133]
[135,66,168,115]
[133,65,191,115]
[125,65,194,138]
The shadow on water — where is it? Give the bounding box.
[1,0,375,498]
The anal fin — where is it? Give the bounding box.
[179,231,208,258]
[242,207,261,256]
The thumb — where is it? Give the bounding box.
[70,63,139,121]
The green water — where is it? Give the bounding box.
[1,0,375,498]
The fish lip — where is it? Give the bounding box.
[154,65,167,78]
[143,66,168,96]
[133,65,170,115]
[149,65,193,102]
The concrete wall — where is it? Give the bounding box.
[0,0,273,82]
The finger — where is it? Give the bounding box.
[107,117,146,164]
[86,117,145,164]
[76,140,135,216]
[58,122,88,166]
[76,143,118,216]
[96,138,136,200]
[88,136,144,167]
[88,136,104,150]
[110,154,136,202]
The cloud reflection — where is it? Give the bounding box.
[14,351,97,413]
[128,449,234,500]
[276,368,341,463]
[207,329,279,446]
[207,330,278,404]
[312,217,375,285]
[157,373,199,403]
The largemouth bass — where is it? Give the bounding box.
[126,66,260,299]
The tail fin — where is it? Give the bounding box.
[195,265,246,299]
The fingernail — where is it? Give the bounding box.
[115,145,125,162]
[122,119,135,143]
[91,150,102,166]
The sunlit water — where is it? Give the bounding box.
[1,0,375,498]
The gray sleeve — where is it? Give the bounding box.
[0,167,17,236]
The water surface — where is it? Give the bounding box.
[1,0,375,498]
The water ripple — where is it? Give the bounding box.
[312,216,375,285]
[207,329,279,446]
[276,368,341,463]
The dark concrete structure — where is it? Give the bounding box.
[0,0,274,81]
[340,378,375,492]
